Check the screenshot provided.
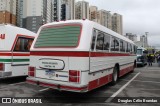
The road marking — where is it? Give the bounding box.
[39,88,50,92]
[120,79,160,84]
[105,72,140,103]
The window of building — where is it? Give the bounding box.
[111,37,120,51]
[14,37,34,52]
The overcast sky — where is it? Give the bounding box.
[77,0,160,49]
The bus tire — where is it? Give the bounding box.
[131,61,136,73]
[111,66,118,85]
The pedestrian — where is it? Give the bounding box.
[147,54,153,66]
[157,54,160,67]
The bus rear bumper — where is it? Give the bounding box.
[26,77,88,92]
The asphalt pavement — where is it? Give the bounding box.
[0,63,160,106]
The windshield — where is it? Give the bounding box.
[34,25,81,48]
[137,49,143,55]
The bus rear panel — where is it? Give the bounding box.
[27,20,136,92]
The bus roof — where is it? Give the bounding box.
[137,46,146,50]
[0,24,36,37]
[40,19,135,45]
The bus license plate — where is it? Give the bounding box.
[45,70,55,78]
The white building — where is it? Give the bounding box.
[125,33,137,42]
[16,0,24,27]
[75,1,89,19]
[89,6,98,22]
[140,35,148,48]
[112,13,123,35]
[16,0,43,32]
[97,10,112,30]
[61,0,75,20]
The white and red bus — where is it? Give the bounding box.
[0,24,35,78]
[27,20,137,92]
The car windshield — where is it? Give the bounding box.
[137,49,143,55]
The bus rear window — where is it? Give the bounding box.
[34,25,81,48]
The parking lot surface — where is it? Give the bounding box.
[0,63,160,106]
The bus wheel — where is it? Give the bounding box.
[111,66,118,85]
[131,61,136,73]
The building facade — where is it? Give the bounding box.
[17,0,43,32]
[125,33,137,42]
[42,0,75,23]
[97,10,112,30]
[75,1,89,19]
[0,0,17,25]
[112,13,123,35]
[61,0,75,20]
[89,6,98,22]
[140,35,148,48]
[16,0,24,27]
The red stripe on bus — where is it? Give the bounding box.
[88,74,112,91]
[27,65,134,92]
[119,65,134,77]
[0,53,30,56]
[88,65,134,91]
[30,51,135,57]
[30,51,90,57]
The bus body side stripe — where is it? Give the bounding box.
[27,64,134,92]
[0,53,30,56]
[88,65,134,91]
[0,59,29,62]
[30,51,136,57]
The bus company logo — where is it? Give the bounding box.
[2,98,12,103]
[0,34,5,39]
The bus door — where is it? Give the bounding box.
[12,37,34,65]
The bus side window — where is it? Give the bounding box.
[27,39,34,50]
[130,44,133,54]
[120,40,125,52]
[126,43,131,53]
[91,30,97,51]
[111,37,120,52]
[96,31,104,50]
[134,46,137,54]
[103,33,110,51]
[126,43,129,52]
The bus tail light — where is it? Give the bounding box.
[69,70,80,83]
[28,66,35,77]
[0,63,4,71]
